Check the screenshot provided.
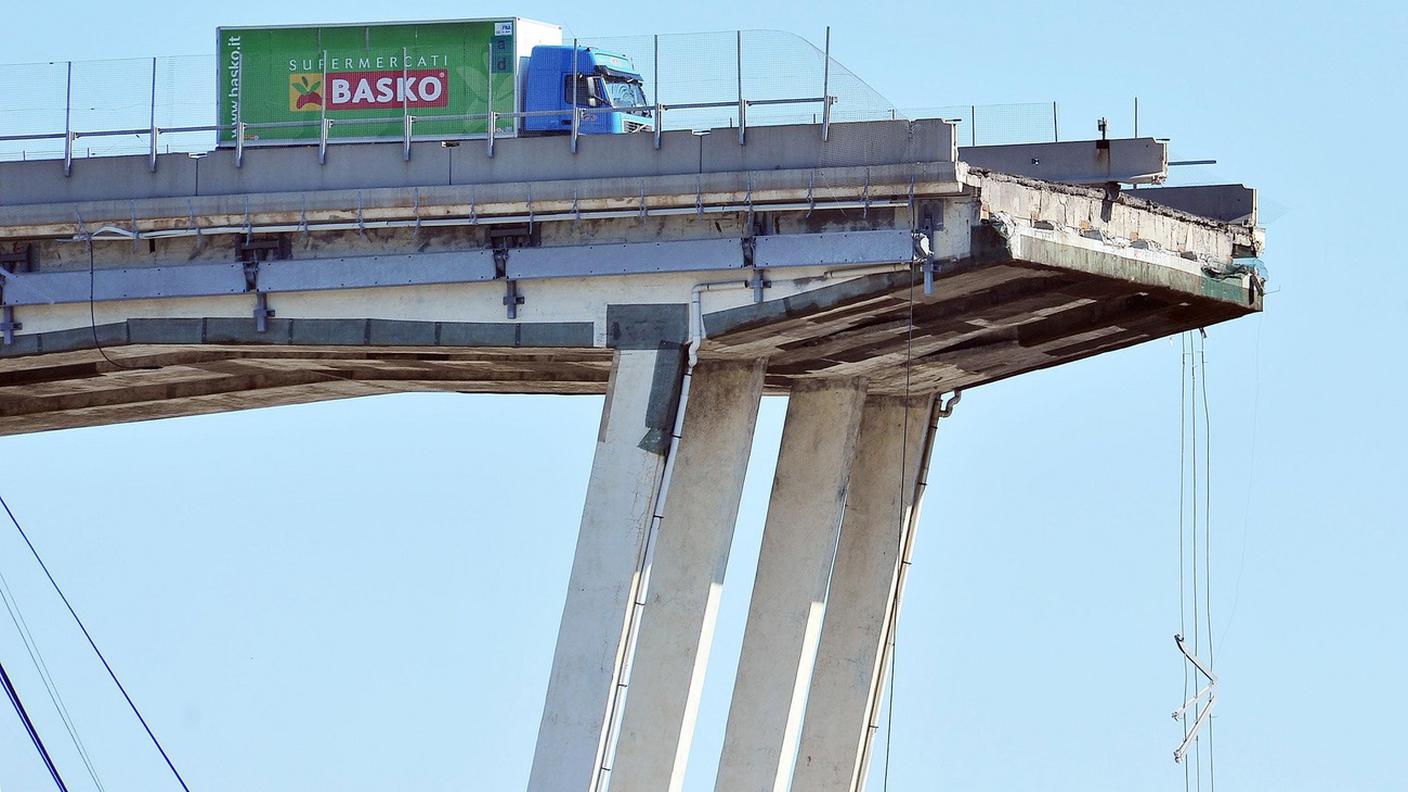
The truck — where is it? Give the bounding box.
[216,18,652,147]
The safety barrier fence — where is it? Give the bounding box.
[0,30,1069,170]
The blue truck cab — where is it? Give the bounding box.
[521,46,652,136]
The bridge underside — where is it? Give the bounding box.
[0,251,1256,435]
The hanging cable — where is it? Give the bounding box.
[1178,333,1190,792]
[85,239,159,372]
[1,653,71,792]
[0,566,107,791]
[881,255,918,792]
[0,491,193,792]
[1198,331,1216,792]
[1173,330,1217,785]
[1190,335,1201,791]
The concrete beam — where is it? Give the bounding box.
[0,119,957,208]
[960,138,1168,185]
[528,346,684,792]
[714,377,869,792]
[610,358,767,792]
[791,394,935,792]
[1127,184,1257,225]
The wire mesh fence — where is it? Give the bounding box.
[0,29,1068,163]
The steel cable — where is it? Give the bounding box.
[0,492,193,792]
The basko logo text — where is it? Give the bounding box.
[289,70,450,111]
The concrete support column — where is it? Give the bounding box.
[528,346,684,792]
[790,394,936,792]
[610,359,767,792]
[714,377,869,792]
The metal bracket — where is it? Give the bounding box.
[917,204,946,296]
[0,247,28,345]
[237,236,291,335]
[298,197,310,247]
[129,202,142,254]
[1172,634,1217,764]
[253,291,275,334]
[747,268,770,304]
[503,279,525,320]
[0,306,20,345]
[187,201,206,253]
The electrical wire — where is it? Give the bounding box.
[1178,333,1190,792]
[1,653,71,791]
[0,491,193,792]
[1199,332,1216,792]
[881,256,918,792]
[0,567,106,791]
[85,239,160,372]
[1190,333,1202,792]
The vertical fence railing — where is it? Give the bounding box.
[0,34,1133,167]
[62,61,72,175]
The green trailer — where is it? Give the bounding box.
[216,18,562,146]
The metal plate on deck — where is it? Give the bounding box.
[258,251,498,293]
[752,230,918,269]
[507,238,744,280]
[0,262,248,306]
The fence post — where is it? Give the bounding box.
[402,47,411,161]
[970,103,976,147]
[318,49,328,165]
[148,57,159,172]
[821,26,832,142]
[736,30,746,145]
[570,37,579,154]
[653,34,662,150]
[235,53,245,168]
[487,63,496,158]
[1052,100,1059,142]
[63,61,73,177]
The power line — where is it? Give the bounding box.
[0,566,107,791]
[0,491,193,792]
[1,653,71,791]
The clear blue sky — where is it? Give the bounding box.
[1,1,1405,790]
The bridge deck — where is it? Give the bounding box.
[0,120,1262,435]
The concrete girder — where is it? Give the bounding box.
[714,377,869,792]
[528,346,684,792]
[610,358,767,792]
[791,394,936,792]
[959,138,1167,185]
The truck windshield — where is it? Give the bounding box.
[603,78,647,109]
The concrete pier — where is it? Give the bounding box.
[791,394,936,792]
[528,348,681,792]
[714,377,869,792]
[610,359,767,792]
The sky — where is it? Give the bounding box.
[1,1,1406,790]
